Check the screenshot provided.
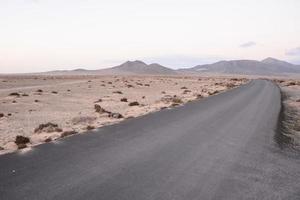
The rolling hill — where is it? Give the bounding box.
[179,58,300,75]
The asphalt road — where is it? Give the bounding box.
[1,80,300,200]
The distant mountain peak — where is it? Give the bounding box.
[261,57,282,63]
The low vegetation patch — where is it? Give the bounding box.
[34,122,63,133]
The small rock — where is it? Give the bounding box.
[34,100,39,103]
[0,113,4,118]
[108,112,124,119]
[44,138,52,143]
[61,130,77,138]
[128,101,139,106]
[113,91,123,94]
[12,100,17,103]
[86,125,95,130]
[9,92,20,97]
[0,146,4,150]
[51,91,58,94]
[36,89,43,93]
[183,89,191,94]
[94,104,108,113]
[120,98,128,102]
[94,99,102,103]
[17,143,27,149]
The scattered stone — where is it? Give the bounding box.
[181,86,187,89]
[94,104,108,113]
[225,83,235,88]
[208,90,219,95]
[61,130,77,138]
[94,99,102,103]
[67,89,71,92]
[51,91,58,94]
[86,125,95,130]
[0,146,4,150]
[9,92,20,97]
[108,112,124,119]
[196,94,203,99]
[161,91,166,94]
[22,93,29,97]
[34,100,39,103]
[34,123,63,133]
[15,135,30,145]
[7,113,12,116]
[126,84,134,88]
[12,100,17,103]
[44,138,52,143]
[113,91,123,94]
[120,98,128,102]
[142,96,145,99]
[144,84,150,86]
[0,113,4,118]
[128,101,139,106]
[183,89,191,94]
[36,89,43,93]
[108,82,112,84]
[17,143,27,149]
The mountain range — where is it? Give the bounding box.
[44,57,300,76]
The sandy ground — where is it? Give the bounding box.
[0,75,247,154]
[274,79,300,145]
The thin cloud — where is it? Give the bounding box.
[239,41,256,48]
[286,47,300,56]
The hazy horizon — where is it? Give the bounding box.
[1,0,300,73]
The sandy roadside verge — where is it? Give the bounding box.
[0,75,247,154]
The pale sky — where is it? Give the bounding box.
[0,0,300,73]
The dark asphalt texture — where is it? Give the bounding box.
[1,80,300,200]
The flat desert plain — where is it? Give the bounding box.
[0,75,247,154]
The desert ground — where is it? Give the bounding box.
[0,75,247,154]
[274,78,300,145]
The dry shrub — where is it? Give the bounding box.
[15,135,30,145]
[34,123,63,133]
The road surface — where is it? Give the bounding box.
[0,80,299,200]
